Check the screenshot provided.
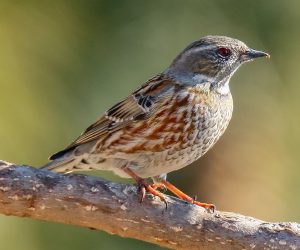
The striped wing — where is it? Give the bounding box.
[49,74,175,160]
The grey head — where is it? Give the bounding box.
[164,35,269,88]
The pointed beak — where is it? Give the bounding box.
[241,48,270,61]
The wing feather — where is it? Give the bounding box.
[58,74,175,153]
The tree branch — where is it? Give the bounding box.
[0,160,299,249]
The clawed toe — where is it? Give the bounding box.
[159,180,216,212]
[192,200,216,212]
[151,183,167,193]
[122,167,214,211]
[122,167,168,208]
[137,180,168,208]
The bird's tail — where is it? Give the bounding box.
[41,158,78,173]
[41,141,104,173]
[41,144,82,173]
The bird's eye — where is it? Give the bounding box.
[217,47,231,58]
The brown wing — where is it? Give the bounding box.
[51,74,176,159]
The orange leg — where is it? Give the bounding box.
[122,167,214,211]
[122,167,167,207]
[160,180,215,212]
[151,183,167,192]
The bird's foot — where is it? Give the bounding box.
[151,183,167,193]
[160,180,215,212]
[191,200,215,212]
[137,179,168,208]
[121,167,168,208]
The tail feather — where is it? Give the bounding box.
[42,140,107,173]
[48,145,77,161]
[42,141,98,172]
[42,155,108,173]
[41,158,77,173]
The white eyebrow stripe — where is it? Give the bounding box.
[188,45,217,53]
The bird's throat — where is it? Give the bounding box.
[215,79,230,95]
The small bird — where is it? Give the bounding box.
[42,35,269,211]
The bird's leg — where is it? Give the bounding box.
[151,174,167,192]
[122,167,167,206]
[151,183,167,193]
[160,180,215,212]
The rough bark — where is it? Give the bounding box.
[0,160,299,250]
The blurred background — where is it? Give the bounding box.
[0,0,299,249]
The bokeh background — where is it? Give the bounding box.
[0,0,299,249]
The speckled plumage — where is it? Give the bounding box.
[98,79,233,179]
[43,35,268,209]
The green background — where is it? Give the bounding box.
[0,1,299,249]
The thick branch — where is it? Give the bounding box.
[0,161,299,249]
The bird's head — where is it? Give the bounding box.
[166,35,269,87]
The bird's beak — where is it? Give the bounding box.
[241,48,270,62]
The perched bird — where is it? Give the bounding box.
[42,35,269,211]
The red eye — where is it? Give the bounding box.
[217,47,231,58]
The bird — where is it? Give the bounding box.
[42,35,269,211]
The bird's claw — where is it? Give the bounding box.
[192,200,216,213]
[137,180,168,209]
